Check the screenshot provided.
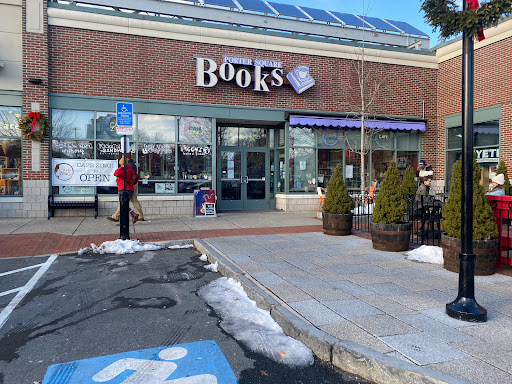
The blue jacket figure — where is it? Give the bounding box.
[486,173,506,196]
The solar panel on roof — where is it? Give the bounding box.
[300,7,339,23]
[360,15,400,32]
[237,0,274,13]
[202,0,237,8]
[329,12,366,28]
[268,2,307,18]
[384,19,428,36]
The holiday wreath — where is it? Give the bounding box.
[421,0,512,39]
[18,112,49,141]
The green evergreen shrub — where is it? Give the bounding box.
[372,160,406,224]
[323,165,355,214]
[495,160,511,196]
[400,165,417,196]
[441,155,498,240]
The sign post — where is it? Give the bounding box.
[116,103,134,241]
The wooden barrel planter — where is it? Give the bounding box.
[441,233,498,276]
[370,221,411,252]
[322,212,353,236]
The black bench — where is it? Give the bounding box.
[48,194,98,219]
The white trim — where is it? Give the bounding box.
[48,8,438,69]
[437,18,512,63]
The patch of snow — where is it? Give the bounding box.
[199,254,208,261]
[199,277,314,367]
[204,261,218,272]
[168,244,194,249]
[352,203,374,215]
[78,247,91,255]
[406,245,443,264]
[89,239,161,255]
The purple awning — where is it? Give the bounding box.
[289,115,426,132]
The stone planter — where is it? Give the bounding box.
[441,233,498,276]
[370,221,411,252]
[322,212,353,236]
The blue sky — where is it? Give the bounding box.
[274,0,466,47]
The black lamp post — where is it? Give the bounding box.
[446,1,486,322]
[119,135,130,240]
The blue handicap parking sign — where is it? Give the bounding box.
[116,103,133,127]
[42,340,238,383]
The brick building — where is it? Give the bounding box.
[0,0,510,218]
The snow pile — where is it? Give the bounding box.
[204,261,218,272]
[78,247,91,255]
[199,254,208,261]
[352,203,374,215]
[168,244,194,249]
[199,277,314,367]
[406,245,443,264]
[88,239,161,255]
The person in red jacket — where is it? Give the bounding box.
[112,156,139,223]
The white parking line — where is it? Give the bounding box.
[0,287,22,297]
[0,254,58,330]
[0,263,44,277]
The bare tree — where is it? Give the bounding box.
[343,1,388,194]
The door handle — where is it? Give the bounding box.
[241,176,248,184]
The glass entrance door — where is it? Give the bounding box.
[218,148,269,210]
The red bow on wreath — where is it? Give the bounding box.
[27,112,40,136]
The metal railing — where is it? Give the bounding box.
[347,189,447,246]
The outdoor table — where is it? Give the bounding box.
[413,200,444,239]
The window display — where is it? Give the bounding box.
[178,144,212,193]
[0,107,22,196]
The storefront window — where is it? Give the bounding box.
[371,151,394,188]
[52,109,94,139]
[446,120,499,190]
[96,112,122,140]
[318,149,343,188]
[138,143,176,194]
[289,147,315,192]
[138,114,175,143]
[317,128,343,148]
[218,127,267,147]
[52,140,94,159]
[177,144,212,193]
[0,107,22,196]
[179,117,211,144]
[278,149,285,193]
[289,126,314,147]
[345,150,368,194]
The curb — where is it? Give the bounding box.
[194,238,475,384]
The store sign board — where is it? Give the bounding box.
[52,159,117,186]
[476,148,499,163]
[195,56,315,94]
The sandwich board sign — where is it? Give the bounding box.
[42,340,238,383]
[116,102,133,135]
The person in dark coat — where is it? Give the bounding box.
[415,175,434,203]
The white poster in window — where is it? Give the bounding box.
[227,152,234,161]
[155,182,175,193]
[227,170,235,179]
[227,160,234,170]
[52,159,117,186]
[345,165,354,179]
[299,160,306,171]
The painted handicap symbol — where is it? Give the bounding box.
[41,340,237,384]
[92,347,217,384]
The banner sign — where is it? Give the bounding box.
[52,159,117,186]
[476,148,499,163]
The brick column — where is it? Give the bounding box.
[22,0,49,218]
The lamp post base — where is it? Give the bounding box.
[446,297,487,322]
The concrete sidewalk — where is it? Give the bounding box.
[199,232,512,384]
[1,211,511,383]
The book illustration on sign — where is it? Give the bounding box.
[286,65,315,94]
[194,190,216,217]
